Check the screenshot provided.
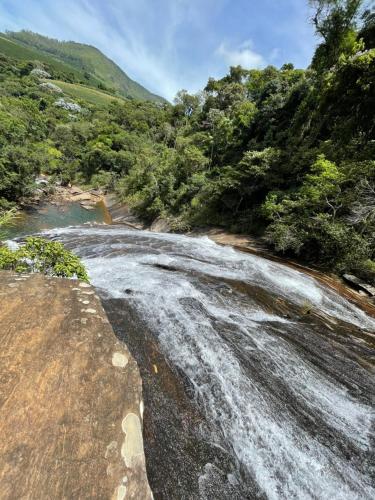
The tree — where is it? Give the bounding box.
[360,7,375,48]
[310,0,364,70]
[310,0,363,40]
[174,90,201,118]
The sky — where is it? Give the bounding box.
[0,0,318,101]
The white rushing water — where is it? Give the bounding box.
[47,226,375,499]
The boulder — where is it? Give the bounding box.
[54,98,82,113]
[343,274,375,297]
[72,192,94,201]
[150,217,171,233]
[104,195,145,229]
[39,82,63,93]
[0,271,152,499]
[35,177,49,186]
[30,68,51,79]
[81,203,95,210]
[70,187,83,195]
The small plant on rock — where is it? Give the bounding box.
[0,237,89,281]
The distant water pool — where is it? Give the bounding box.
[1,201,111,240]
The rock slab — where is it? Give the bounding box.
[0,271,152,500]
[343,274,375,297]
[104,195,146,229]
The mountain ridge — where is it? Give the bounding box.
[2,30,165,103]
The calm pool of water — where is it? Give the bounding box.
[2,201,111,240]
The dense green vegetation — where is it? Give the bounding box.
[0,47,168,200]
[0,0,374,283]
[3,31,165,102]
[0,237,88,280]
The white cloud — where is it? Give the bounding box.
[0,0,190,101]
[216,40,265,69]
[1,0,314,100]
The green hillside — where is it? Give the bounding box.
[4,31,165,103]
[49,80,125,107]
[0,35,101,87]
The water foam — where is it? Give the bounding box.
[46,226,375,499]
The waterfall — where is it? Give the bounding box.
[47,225,375,500]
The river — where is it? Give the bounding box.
[36,224,374,500]
[1,201,110,240]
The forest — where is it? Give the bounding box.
[0,0,374,282]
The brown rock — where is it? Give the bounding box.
[72,193,94,202]
[0,271,152,500]
[69,186,83,195]
[80,203,96,210]
[104,195,146,230]
[150,217,171,233]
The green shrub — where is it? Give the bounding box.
[0,237,89,281]
[90,170,116,190]
[356,259,375,286]
[0,208,18,239]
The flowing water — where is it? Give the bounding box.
[43,225,375,500]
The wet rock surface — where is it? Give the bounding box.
[150,217,171,233]
[0,271,152,500]
[47,226,375,500]
[103,299,250,500]
[343,274,375,297]
[104,194,147,229]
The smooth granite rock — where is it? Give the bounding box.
[0,271,152,500]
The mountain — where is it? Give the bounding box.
[2,31,165,103]
[0,34,98,85]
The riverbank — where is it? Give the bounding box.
[50,183,105,208]
[11,186,375,312]
[101,197,375,314]
[21,175,109,212]
[194,228,375,317]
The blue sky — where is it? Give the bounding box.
[0,0,318,100]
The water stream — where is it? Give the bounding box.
[41,225,374,500]
[1,201,110,240]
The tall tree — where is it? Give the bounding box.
[310,0,364,70]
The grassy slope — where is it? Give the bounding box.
[49,79,125,107]
[5,31,165,103]
[0,35,100,87]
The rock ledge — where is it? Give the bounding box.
[0,271,152,499]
